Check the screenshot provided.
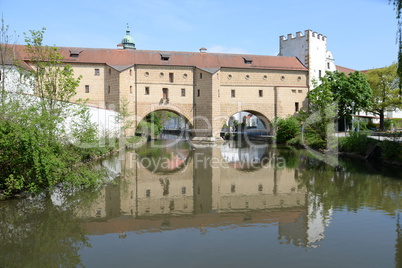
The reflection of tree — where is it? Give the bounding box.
[295,154,402,214]
[0,189,99,267]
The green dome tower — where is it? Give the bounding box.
[121,23,135,50]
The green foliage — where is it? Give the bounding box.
[365,63,401,130]
[275,116,300,144]
[136,111,166,138]
[379,140,402,162]
[301,71,371,150]
[0,28,106,196]
[310,71,372,118]
[339,132,373,156]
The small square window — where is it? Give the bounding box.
[259,90,263,97]
[94,69,100,76]
[145,87,150,95]
[181,88,186,97]
[231,89,235,98]
[85,85,89,93]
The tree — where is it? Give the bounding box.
[0,28,104,196]
[24,28,81,139]
[0,15,18,113]
[309,71,372,130]
[365,63,401,130]
[391,0,402,89]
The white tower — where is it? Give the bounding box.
[279,30,335,88]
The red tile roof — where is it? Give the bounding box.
[13,45,307,72]
[336,65,356,74]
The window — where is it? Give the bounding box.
[160,52,171,61]
[243,57,253,64]
[258,184,263,192]
[146,189,151,197]
[130,69,132,76]
[162,88,168,99]
[327,62,330,69]
[181,88,185,97]
[0,70,2,81]
[197,89,200,97]
[295,102,299,112]
[231,89,235,98]
[130,85,132,93]
[182,187,186,195]
[108,69,111,75]
[169,73,174,83]
[259,90,263,97]
[108,86,110,94]
[85,85,89,93]
[231,184,236,193]
[94,69,100,76]
[200,73,203,79]
[319,70,322,77]
[69,50,81,57]
[145,87,150,95]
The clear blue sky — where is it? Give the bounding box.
[0,0,398,70]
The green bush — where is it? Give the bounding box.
[276,117,300,144]
[379,140,402,162]
[339,132,373,156]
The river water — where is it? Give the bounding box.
[1,139,402,267]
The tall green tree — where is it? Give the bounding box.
[391,0,402,99]
[311,71,372,119]
[24,28,81,139]
[365,63,401,130]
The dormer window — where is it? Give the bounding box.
[243,57,253,64]
[160,52,171,61]
[69,50,82,58]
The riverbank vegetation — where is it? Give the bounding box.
[0,28,118,197]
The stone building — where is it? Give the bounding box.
[7,27,355,138]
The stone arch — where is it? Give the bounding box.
[217,105,273,135]
[137,105,194,129]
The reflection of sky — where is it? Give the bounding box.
[220,143,266,165]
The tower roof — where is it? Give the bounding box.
[121,24,135,50]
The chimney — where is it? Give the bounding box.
[199,47,207,53]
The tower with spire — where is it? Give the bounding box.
[120,23,135,50]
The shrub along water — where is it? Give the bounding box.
[0,29,114,197]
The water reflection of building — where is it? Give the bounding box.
[76,145,330,248]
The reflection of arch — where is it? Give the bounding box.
[136,140,194,175]
[220,141,270,171]
[220,106,272,134]
[137,106,194,129]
